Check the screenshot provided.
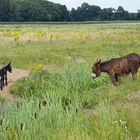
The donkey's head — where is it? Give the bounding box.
[92,59,102,79]
[5,61,12,73]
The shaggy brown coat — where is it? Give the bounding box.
[92,53,140,85]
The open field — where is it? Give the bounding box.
[0,22,140,140]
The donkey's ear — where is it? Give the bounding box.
[8,61,11,66]
[96,59,101,64]
[96,59,99,63]
[98,59,101,63]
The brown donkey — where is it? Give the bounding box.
[92,53,140,85]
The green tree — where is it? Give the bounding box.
[0,0,138,22]
[70,3,101,21]
[101,8,115,20]
[0,0,20,21]
[19,0,49,21]
[70,8,76,21]
[137,10,140,19]
[115,6,129,20]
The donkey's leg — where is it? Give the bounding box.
[111,75,117,86]
[1,78,3,90]
[5,75,8,86]
[115,74,118,82]
[2,76,4,87]
[131,69,138,80]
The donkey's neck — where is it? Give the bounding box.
[100,61,110,73]
[2,67,7,75]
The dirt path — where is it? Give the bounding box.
[0,66,29,102]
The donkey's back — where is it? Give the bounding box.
[108,53,140,76]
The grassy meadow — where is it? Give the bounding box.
[0,22,140,140]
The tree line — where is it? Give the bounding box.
[0,0,140,22]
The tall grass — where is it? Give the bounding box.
[10,62,109,107]
[0,98,139,139]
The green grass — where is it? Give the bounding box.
[0,23,140,139]
[0,96,4,102]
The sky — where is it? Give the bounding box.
[49,0,140,12]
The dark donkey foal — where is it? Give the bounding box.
[92,53,140,85]
[0,62,12,90]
